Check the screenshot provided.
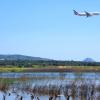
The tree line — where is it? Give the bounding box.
[0,60,100,67]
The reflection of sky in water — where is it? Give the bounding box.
[0,72,100,100]
[0,72,99,86]
[0,72,100,79]
[0,91,50,100]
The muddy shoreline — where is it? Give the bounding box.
[24,68,100,72]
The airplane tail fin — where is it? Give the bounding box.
[73,10,78,15]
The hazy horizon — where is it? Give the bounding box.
[0,53,97,62]
[0,0,100,61]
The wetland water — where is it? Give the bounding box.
[0,72,100,100]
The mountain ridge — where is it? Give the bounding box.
[83,58,95,62]
[0,54,52,61]
[0,54,96,62]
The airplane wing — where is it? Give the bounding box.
[85,11,92,17]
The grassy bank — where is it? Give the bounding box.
[0,67,25,72]
[0,66,100,72]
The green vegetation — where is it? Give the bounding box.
[0,66,100,72]
[0,67,25,72]
[0,60,100,67]
[0,59,100,72]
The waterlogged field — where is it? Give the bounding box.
[0,72,100,100]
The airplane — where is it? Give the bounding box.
[73,10,100,17]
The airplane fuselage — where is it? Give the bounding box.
[73,10,100,17]
[78,13,86,16]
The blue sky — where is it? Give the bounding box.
[0,0,100,61]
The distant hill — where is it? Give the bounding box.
[83,58,95,62]
[0,54,51,61]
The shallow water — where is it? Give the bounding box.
[0,72,100,100]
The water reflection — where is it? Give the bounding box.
[0,72,100,100]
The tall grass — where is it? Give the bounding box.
[0,66,100,72]
[0,67,24,72]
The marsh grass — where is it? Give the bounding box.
[0,67,25,72]
[0,78,10,92]
[0,66,100,72]
[0,77,100,100]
